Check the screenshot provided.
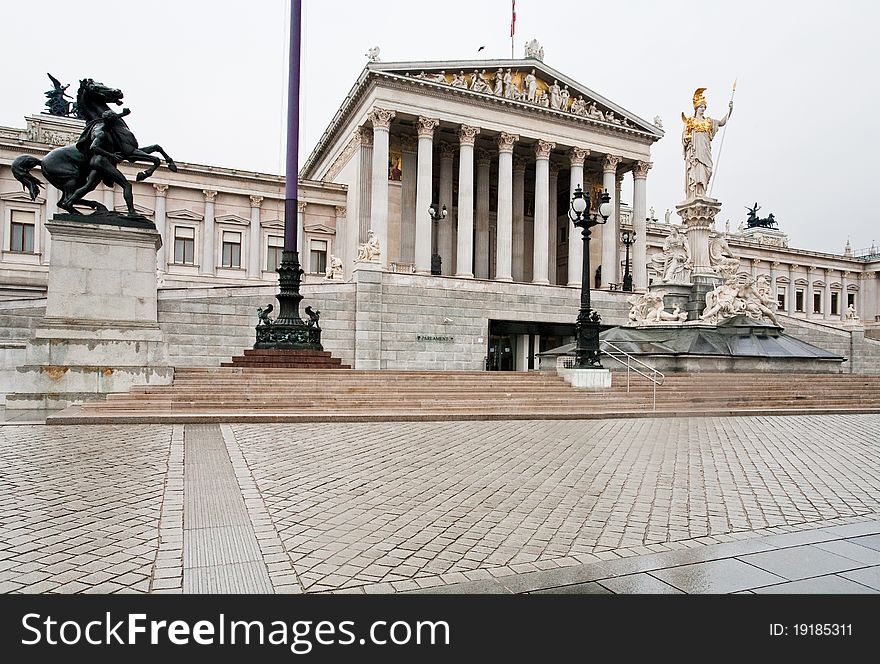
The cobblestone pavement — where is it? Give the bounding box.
[1,415,879,593]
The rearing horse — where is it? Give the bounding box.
[11,78,178,216]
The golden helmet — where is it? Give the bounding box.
[692,87,707,109]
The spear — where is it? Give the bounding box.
[708,79,736,197]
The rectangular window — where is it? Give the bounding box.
[795,289,805,312]
[173,226,195,264]
[9,210,36,253]
[848,293,856,309]
[310,239,327,274]
[777,287,786,310]
[830,292,839,315]
[558,225,568,245]
[221,231,241,268]
[267,235,283,272]
[813,292,822,314]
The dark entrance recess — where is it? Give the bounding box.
[487,319,612,371]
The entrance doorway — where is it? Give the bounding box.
[487,335,514,371]
[487,320,578,371]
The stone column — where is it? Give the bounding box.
[532,140,555,285]
[567,147,589,286]
[630,160,651,290]
[335,205,348,271]
[455,125,480,278]
[43,185,58,264]
[248,195,263,279]
[438,143,456,274]
[824,269,833,319]
[614,172,624,286]
[598,155,621,287]
[357,126,373,244]
[153,184,169,273]
[841,271,850,321]
[806,266,814,319]
[770,261,779,310]
[475,148,492,279]
[368,107,395,267]
[788,264,798,315]
[414,117,438,274]
[202,190,216,275]
[399,134,419,265]
[297,201,306,255]
[749,259,758,280]
[548,164,558,285]
[495,132,518,282]
[512,157,527,282]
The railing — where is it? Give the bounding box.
[599,340,665,410]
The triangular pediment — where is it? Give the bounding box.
[215,213,250,226]
[370,59,662,136]
[304,223,335,235]
[260,219,284,230]
[1,190,46,205]
[167,209,204,222]
[114,203,154,217]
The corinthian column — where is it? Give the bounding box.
[368,107,395,267]
[357,126,373,244]
[248,195,263,279]
[414,117,438,274]
[154,184,169,273]
[631,161,651,289]
[548,164,559,284]
[202,189,217,275]
[495,132,518,282]
[532,140,555,285]
[567,147,589,286]
[438,143,455,274]
[475,148,492,279]
[456,124,480,278]
[600,155,623,288]
[512,157,526,282]
[399,134,418,265]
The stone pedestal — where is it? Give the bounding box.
[677,197,722,277]
[687,274,722,322]
[650,282,693,320]
[8,216,173,409]
[558,368,612,389]
[352,260,384,370]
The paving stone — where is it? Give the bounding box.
[752,575,878,594]
[597,573,684,594]
[739,545,866,581]
[838,566,880,591]
[651,559,785,594]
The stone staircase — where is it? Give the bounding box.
[48,369,880,424]
[222,349,350,369]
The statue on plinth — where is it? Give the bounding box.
[650,225,692,283]
[845,303,860,321]
[12,77,177,219]
[325,254,343,279]
[356,230,381,262]
[44,73,76,117]
[628,290,688,324]
[681,88,732,199]
[708,234,740,278]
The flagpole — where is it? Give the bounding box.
[510,0,515,59]
[709,79,736,198]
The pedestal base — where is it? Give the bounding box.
[558,368,612,389]
[687,274,723,321]
[650,282,693,319]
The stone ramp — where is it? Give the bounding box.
[48,369,880,424]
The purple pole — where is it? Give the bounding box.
[284,0,301,252]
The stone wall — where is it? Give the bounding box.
[778,314,880,374]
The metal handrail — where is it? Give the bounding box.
[599,340,665,410]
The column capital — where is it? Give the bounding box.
[602,154,623,173]
[203,190,217,202]
[616,173,625,187]
[549,162,560,177]
[513,156,528,173]
[335,205,347,218]
[475,148,492,167]
[497,132,520,154]
[791,263,800,270]
[153,183,169,197]
[459,124,481,146]
[399,134,418,153]
[771,261,782,268]
[416,116,440,138]
[632,160,653,179]
[368,107,396,130]
[439,142,456,159]
[298,201,307,214]
[249,195,264,208]
[358,125,374,147]
[534,139,556,160]
[568,146,590,167]
[807,265,815,273]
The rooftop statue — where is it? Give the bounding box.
[745,202,779,228]
[524,39,544,61]
[44,73,75,117]
[681,88,732,199]
[12,77,177,217]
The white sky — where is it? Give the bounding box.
[2,0,877,254]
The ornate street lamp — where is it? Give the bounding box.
[429,203,447,275]
[569,185,612,368]
[621,229,635,292]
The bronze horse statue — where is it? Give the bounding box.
[12,78,177,216]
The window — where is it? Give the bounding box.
[777,287,786,309]
[267,235,283,272]
[173,226,195,264]
[795,289,805,312]
[221,231,241,268]
[309,239,327,275]
[558,225,568,244]
[9,210,36,253]
[813,292,822,314]
[830,292,839,315]
[848,293,856,309]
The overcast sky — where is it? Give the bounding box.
[2,0,877,254]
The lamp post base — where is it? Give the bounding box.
[254,250,323,350]
[574,310,603,369]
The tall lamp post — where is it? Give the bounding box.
[254,0,322,350]
[569,185,612,368]
[429,204,447,275]
[621,229,635,292]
